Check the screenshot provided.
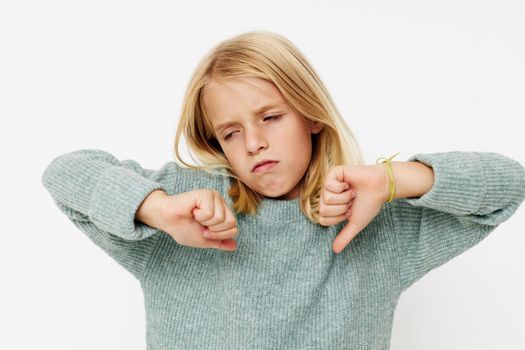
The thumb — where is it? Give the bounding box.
[210,238,238,252]
[333,220,362,254]
[193,205,238,252]
[325,165,346,184]
[192,198,214,224]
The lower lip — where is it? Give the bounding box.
[254,161,278,173]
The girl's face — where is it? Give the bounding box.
[204,77,323,200]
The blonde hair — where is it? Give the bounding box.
[173,30,364,224]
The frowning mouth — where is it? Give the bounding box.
[252,160,279,173]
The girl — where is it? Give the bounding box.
[41,31,525,349]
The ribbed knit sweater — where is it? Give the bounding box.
[41,149,525,350]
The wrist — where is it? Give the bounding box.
[389,161,434,200]
[370,163,393,204]
[380,162,391,203]
[135,189,168,229]
[376,152,400,203]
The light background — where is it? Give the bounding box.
[1,0,524,349]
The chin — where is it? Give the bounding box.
[260,190,289,200]
[275,191,299,200]
[258,181,300,200]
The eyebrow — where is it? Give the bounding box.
[213,101,283,133]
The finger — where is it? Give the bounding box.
[208,198,237,233]
[218,238,238,251]
[200,191,225,227]
[324,179,349,194]
[206,238,238,252]
[319,207,351,226]
[333,220,361,254]
[322,187,355,206]
[193,191,215,223]
[320,188,354,216]
[203,225,239,240]
[319,201,352,218]
[203,197,238,240]
[325,165,346,186]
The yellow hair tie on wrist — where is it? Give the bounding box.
[375,151,400,203]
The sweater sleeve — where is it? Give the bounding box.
[41,148,228,280]
[387,151,525,293]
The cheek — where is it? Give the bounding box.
[279,135,312,168]
[280,125,312,150]
[220,148,236,166]
[223,151,246,173]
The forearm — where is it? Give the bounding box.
[383,161,435,201]
[135,189,168,229]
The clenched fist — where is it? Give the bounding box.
[138,189,238,252]
[319,163,389,254]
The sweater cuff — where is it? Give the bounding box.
[398,152,486,216]
[88,166,168,240]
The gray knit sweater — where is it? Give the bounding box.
[41,149,525,349]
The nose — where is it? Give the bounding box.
[245,127,268,155]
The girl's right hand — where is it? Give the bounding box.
[157,189,238,252]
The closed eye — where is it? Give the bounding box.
[263,115,281,122]
[223,115,282,140]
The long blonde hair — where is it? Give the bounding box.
[173,30,364,224]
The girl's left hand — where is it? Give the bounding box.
[319,164,389,254]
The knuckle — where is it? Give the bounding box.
[220,227,237,239]
[202,209,213,219]
[225,218,237,227]
[201,188,214,197]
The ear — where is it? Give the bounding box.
[310,121,324,134]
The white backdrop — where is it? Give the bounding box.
[1,0,524,349]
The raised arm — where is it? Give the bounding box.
[41,148,227,280]
[386,151,525,292]
[42,149,170,239]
